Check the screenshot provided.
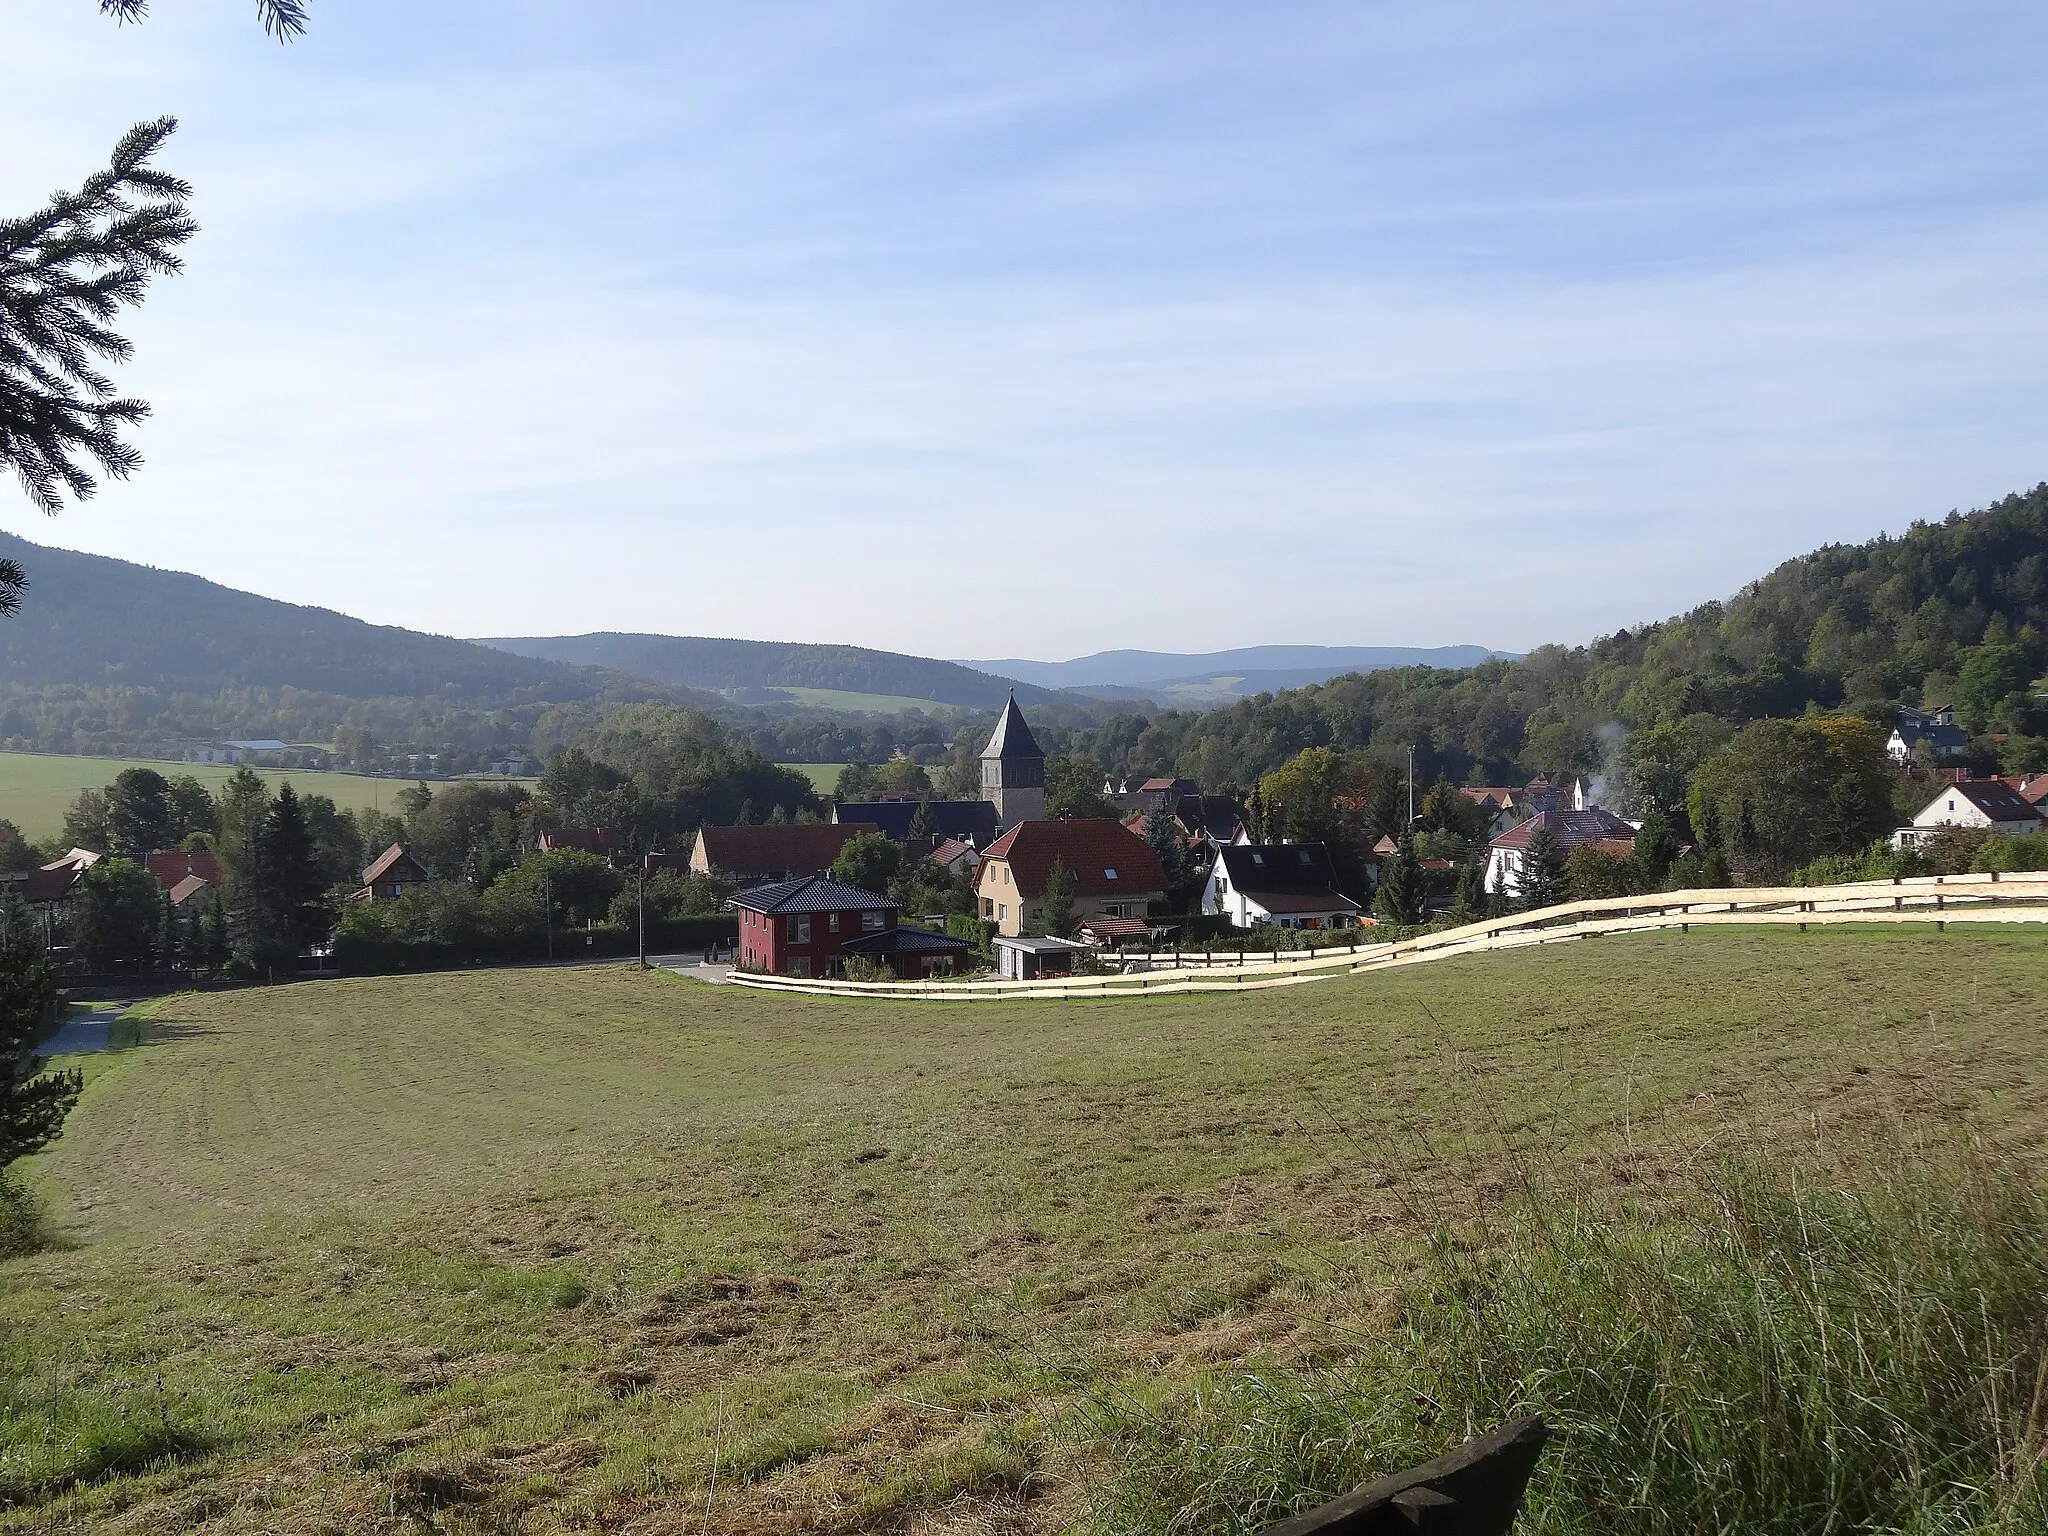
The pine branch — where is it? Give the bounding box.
[98,0,308,40]
[0,117,195,513]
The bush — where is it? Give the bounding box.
[1972,832,2048,874]
[1085,1140,2048,1536]
[0,1172,49,1258]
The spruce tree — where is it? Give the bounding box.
[1036,857,1077,939]
[1,119,196,526]
[256,782,327,970]
[1449,856,1487,924]
[0,902,78,1169]
[1517,821,1567,909]
[906,794,938,840]
[98,0,309,39]
[1373,835,1425,926]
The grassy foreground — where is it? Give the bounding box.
[4,929,2048,1533]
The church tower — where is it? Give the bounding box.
[980,693,1045,828]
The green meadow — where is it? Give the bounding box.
[0,752,529,844]
[4,928,2046,1533]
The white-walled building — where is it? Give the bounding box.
[1201,842,1362,930]
[1893,780,2044,848]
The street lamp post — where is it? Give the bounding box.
[637,867,647,970]
[543,870,552,963]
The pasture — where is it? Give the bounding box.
[0,752,530,843]
[5,927,2047,1533]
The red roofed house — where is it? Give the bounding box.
[690,822,882,889]
[976,819,1166,938]
[167,873,213,907]
[145,849,222,894]
[538,827,628,860]
[1484,809,1639,899]
[358,843,431,902]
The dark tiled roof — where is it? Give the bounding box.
[979,695,1044,762]
[1175,795,1246,842]
[729,874,900,915]
[1893,719,1970,755]
[696,823,879,878]
[834,800,1000,845]
[0,866,81,903]
[841,925,970,955]
[1943,780,2043,823]
[1488,808,1637,855]
[980,818,1166,898]
[1235,888,1361,915]
[362,843,430,885]
[930,837,980,866]
[1216,842,1343,893]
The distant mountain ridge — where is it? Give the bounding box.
[961,644,1512,703]
[0,533,682,708]
[477,633,1073,711]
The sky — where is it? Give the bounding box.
[5,1,2048,660]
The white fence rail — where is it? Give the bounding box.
[722,872,2048,1003]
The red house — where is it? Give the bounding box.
[145,849,222,893]
[731,874,971,979]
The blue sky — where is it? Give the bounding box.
[6,1,2047,658]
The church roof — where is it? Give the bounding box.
[980,694,1044,762]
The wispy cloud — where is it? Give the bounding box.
[4,0,2046,656]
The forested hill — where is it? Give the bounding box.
[479,633,1071,710]
[1071,485,2048,788]
[0,533,686,708]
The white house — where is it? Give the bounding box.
[1483,808,1639,897]
[1892,779,2044,848]
[1887,705,1969,764]
[1201,842,1363,930]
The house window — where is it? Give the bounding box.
[1103,868,1118,881]
[982,898,994,918]
[1299,850,1313,865]
[788,915,811,943]
[998,904,1008,922]
[1251,853,1264,866]
[862,910,885,932]
[788,957,811,978]
[829,913,840,933]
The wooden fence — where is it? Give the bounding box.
[721,872,2048,1003]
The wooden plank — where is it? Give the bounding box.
[1257,1415,1548,1535]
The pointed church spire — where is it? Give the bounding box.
[981,691,1044,762]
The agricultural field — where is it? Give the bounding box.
[787,763,851,795]
[0,752,530,843]
[5,928,2047,1534]
[770,687,970,716]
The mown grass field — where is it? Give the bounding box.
[771,688,968,716]
[0,752,531,843]
[788,763,850,795]
[6,928,2048,1534]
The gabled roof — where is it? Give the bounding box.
[728,874,900,915]
[979,695,1044,762]
[1216,842,1346,895]
[980,818,1166,898]
[834,800,999,845]
[362,843,430,885]
[1891,718,1970,755]
[929,837,980,867]
[1926,780,2043,824]
[1487,808,1638,855]
[841,924,970,955]
[1238,887,1362,915]
[146,849,221,890]
[695,823,880,878]
[1174,795,1246,843]
[2004,774,2048,806]
[168,873,213,906]
[1,865,83,903]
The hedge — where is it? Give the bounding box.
[335,915,738,976]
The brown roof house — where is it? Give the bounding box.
[356,843,431,902]
[690,823,882,889]
[145,849,222,893]
[975,819,1166,938]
